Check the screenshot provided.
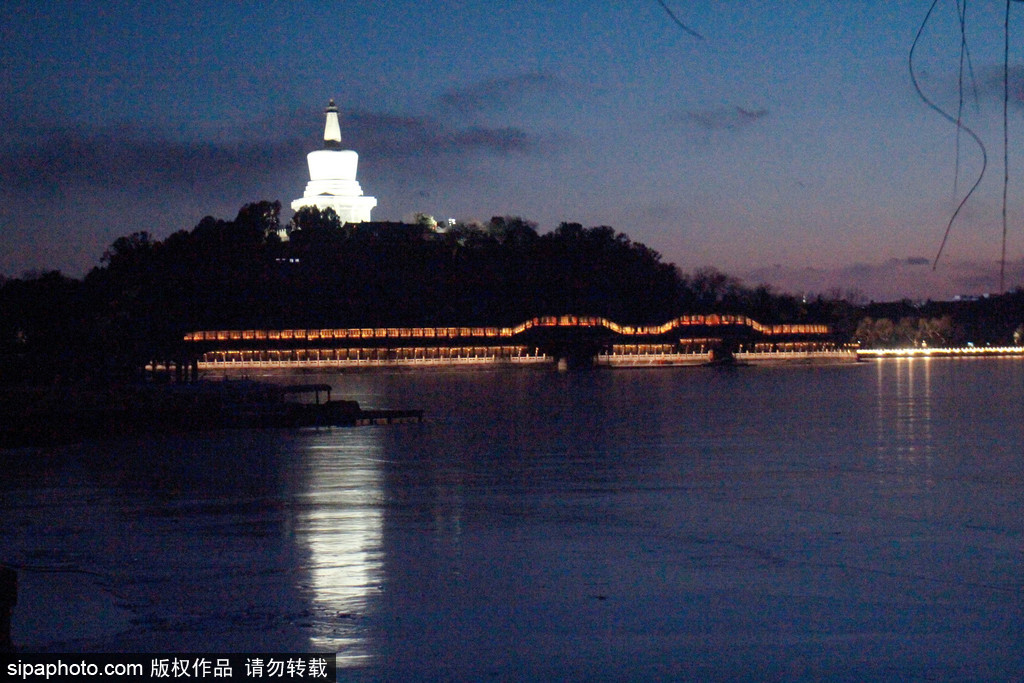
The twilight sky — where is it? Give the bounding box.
[3,1,1024,300]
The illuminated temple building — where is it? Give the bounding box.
[291,99,377,222]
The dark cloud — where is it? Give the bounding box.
[0,122,304,199]
[343,109,536,160]
[0,105,547,199]
[976,63,1024,108]
[669,105,770,132]
[906,256,930,266]
[926,62,1024,115]
[436,72,561,114]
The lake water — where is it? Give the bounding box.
[2,358,1024,680]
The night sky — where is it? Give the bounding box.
[3,1,1024,300]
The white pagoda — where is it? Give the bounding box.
[291,99,377,222]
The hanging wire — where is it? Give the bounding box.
[1000,0,1011,292]
[952,1,982,200]
[654,0,704,40]
[956,0,982,106]
[909,0,988,270]
[953,0,968,199]
[954,1,962,200]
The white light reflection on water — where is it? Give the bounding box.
[872,357,939,511]
[875,356,934,461]
[292,429,384,665]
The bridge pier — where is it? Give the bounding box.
[550,349,596,371]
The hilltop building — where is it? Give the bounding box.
[291,100,377,222]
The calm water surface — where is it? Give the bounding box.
[2,359,1024,679]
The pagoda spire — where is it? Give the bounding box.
[323,99,341,149]
[291,96,376,222]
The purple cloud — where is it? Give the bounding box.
[436,72,562,114]
[670,105,770,132]
[741,258,1024,302]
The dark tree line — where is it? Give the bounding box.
[3,199,993,383]
[855,296,1024,348]
[75,200,831,332]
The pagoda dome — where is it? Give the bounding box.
[291,99,377,222]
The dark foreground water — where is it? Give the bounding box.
[2,359,1024,680]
